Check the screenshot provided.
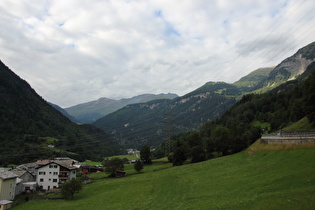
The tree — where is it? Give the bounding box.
[173,140,189,166]
[140,145,152,164]
[211,125,231,156]
[191,145,206,163]
[134,160,143,173]
[103,157,124,177]
[61,178,83,200]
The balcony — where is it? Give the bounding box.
[59,174,68,179]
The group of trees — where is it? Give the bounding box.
[157,123,261,166]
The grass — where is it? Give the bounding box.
[251,120,271,132]
[284,117,315,131]
[13,142,315,210]
[247,139,315,154]
[104,153,139,161]
[84,161,101,166]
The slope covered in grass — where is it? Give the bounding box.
[14,146,315,210]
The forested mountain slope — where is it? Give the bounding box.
[0,61,121,165]
[155,60,315,164]
[93,82,239,148]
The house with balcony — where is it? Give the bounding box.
[36,160,77,191]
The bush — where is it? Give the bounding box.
[134,160,143,173]
[103,157,124,177]
[61,178,82,200]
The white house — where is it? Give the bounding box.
[36,160,77,191]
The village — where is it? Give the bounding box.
[0,157,106,209]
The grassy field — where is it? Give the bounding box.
[13,141,315,209]
[284,117,315,131]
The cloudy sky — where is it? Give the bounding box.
[1,0,314,107]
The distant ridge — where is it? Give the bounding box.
[65,93,178,124]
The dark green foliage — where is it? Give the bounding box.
[172,140,189,166]
[0,61,122,165]
[140,145,152,164]
[103,157,124,177]
[61,178,83,200]
[134,160,144,173]
[191,145,206,163]
[211,125,231,156]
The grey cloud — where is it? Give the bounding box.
[0,0,314,107]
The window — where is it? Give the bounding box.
[39,172,45,175]
[53,172,58,175]
[49,172,52,174]
[49,179,51,181]
[40,178,44,182]
[53,179,57,182]
[50,164,58,168]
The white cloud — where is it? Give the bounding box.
[0,0,314,107]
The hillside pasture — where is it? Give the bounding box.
[13,145,315,209]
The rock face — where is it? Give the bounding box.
[258,42,315,89]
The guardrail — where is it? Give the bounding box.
[261,131,315,144]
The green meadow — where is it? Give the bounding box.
[13,142,315,210]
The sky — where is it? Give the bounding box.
[0,0,314,108]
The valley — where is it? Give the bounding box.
[0,42,315,210]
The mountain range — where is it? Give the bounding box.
[65,93,178,124]
[92,42,315,149]
[0,41,314,165]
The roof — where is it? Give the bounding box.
[36,160,77,170]
[115,170,126,173]
[10,168,34,178]
[0,169,18,180]
[22,182,37,187]
[0,200,13,205]
[16,162,38,169]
